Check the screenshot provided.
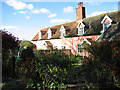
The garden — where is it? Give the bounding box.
[1,30,120,89]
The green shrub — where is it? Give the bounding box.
[16,50,78,89]
[20,40,33,48]
[34,52,76,89]
[16,47,36,82]
[80,38,120,89]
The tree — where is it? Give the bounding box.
[1,30,19,77]
[20,40,33,48]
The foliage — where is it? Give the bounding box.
[15,36,120,89]
[20,47,35,63]
[16,50,77,89]
[2,30,19,50]
[1,30,19,78]
[20,40,33,48]
[2,30,19,63]
[80,38,120,89]
[34,52,76,89]
[16,47,36,82]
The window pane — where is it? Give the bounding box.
[61,31,65,37]
[77,44,83,53]
[78,28,84,35]
[104,23,110,28]
[61,32,63,37]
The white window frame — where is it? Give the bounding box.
[101,15,112,33]
[47,28,52,39]
[76,20,85,35]
[77,38,91,58]
[60,25,66,38]
[62,46,66,49]
[78,27,84,35]
[77,44,84,54]
[101,22,111,33]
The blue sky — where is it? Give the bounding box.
[1,0,119,40]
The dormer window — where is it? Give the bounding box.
[76,20,85,35]
[78,27,84,35]
[102,22,111,32]
[101,15,112,33]
[47,28,52,39]
[60,25,66,38]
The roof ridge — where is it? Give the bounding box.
[84,11,119,20]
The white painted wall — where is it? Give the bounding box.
[32,38,70,50]
[50,39,68,49]
[32,40,47,50]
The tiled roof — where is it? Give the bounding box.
[32,32,39,41]
[98,22,120,40]
[32,11,120,41]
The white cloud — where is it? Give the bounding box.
[87,11,107,17]
[6,0,34,10]
[63,6,74,13]
[19,11,28,14]
[6,0,27,10]
[31,9,40,14]
[26,16,30,19]
[48,13,57,18]
[27,4,34,10]
[0,25,17,30]
[50,19,70,23]
[40,8,51,14]
[31,8,51,14]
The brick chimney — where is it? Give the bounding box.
[76,2,86,20]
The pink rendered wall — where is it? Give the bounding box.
[62,35,100,55]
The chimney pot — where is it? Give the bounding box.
[78,2,83,7]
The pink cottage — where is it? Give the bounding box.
[32,2,120,57]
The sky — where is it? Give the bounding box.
[1,0,119,40]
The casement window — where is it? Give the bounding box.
[61,31,66,37]
[62,46,66,49]
[101,22,111,33]
[77,44,84,54]
[76,20,85,35]
[78,27,84,35]
[60,25,66,38]
[101,15,112,33]
[104,22,111,30]
[77,44,88,58]
[77,38,91,57]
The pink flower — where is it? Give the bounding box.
[112,71,116,75]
